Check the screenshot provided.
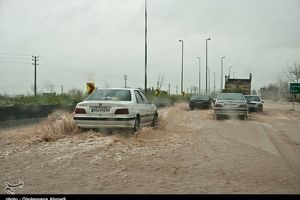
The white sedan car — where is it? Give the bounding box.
[73,88,158,132]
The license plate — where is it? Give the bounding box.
[224,103,236,107]
[91,106,111,112]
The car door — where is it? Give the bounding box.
[134,90,148,124]
[138,90,155,123]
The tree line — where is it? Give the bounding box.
[258,62,300,102]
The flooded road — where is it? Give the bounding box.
[1,101,300,194]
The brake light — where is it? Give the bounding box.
[215,103,223,107]
[115,108,129,114]
[75,108,86,114]
[239,104,247,108]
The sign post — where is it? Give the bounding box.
[155,88,160,96]
[86,82,96,95]
[289,83,300,111]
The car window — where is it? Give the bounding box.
[252,96,260,101]
[134,90,143,104]
[85,89,131,101]
[138,91,150,104]
[245,96,260,101]
[218,93,245,101]
[191,95,209,100]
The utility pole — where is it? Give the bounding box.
[176,85,178,94]
[124,75,128,88]
[144,0,148,93]
[168,83,170,94]
[32,55,39,96]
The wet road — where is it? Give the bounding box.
[1,101,300,194]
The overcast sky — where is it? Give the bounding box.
[0,0,300,95]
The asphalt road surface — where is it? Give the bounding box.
[1,101,300,194]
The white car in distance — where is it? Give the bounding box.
[73,88,158,132]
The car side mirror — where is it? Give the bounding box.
[262,100,264,103]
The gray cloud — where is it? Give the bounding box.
[0,0,299,95]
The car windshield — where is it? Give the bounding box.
[190,94,209,100]
[218,93,245,101]
[85,89,131,101]
[245,96,260,101]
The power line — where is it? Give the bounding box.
[0,55,31,60]
[38,62,88,76]
[0,53,31,57]
[0,60,31,64]
[39,56,91,74]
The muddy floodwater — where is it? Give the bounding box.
[1,101,300,194]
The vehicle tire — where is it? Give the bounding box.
[190,106,194,110]
[244,115,248,120]
[258,106,263,112]
[215,115,219,120]
[133,116,140,132]
[151,112,158,128]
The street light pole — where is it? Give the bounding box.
[205,38,211,95]
[229,66,232,77]
[213,71,216,96]
[144,0,148,93]
[124,74,128,88]
[220,56,225,91]
[179,40,184,94]
[197,56,201,94]
[208,66,210,95]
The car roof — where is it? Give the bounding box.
[94,88,143,92]
[192,93,209,96]
[218,93,243,95]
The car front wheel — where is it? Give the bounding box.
[151,112,158,128]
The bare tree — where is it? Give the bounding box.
[156,73,164,89]
[285,62,300,83]
[251,89,257,95]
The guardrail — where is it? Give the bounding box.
[0,105,74,121]
[0,98,176,122]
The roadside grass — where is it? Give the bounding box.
[0,94,85,107]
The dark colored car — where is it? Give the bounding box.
[189,94,211,110]
[214,93,248,120]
